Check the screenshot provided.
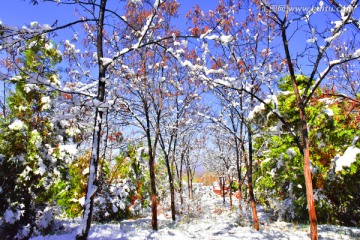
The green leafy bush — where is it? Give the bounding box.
[53,145,151,222]
[0,36,72,239]
[253,75,360,226]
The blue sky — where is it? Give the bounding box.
[1,0,358,86]
[1,0,77,26]
[1,0,218,27]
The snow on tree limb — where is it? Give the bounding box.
[335,146,360,172]
[305,49,360,104]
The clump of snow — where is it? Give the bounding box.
[41,96,51,110]
[82,167,89,175]
[4,207,24,224]
[50,73,61,86]
[15,224,31,240]
[36,207,53,230]
[24,84,38,93]
[59,144,78,156]
[351,48,360,58]
[286,148,297,159]
[203,34,233,45]
[277,159,284,169]
[322,107,334,117]
[335,146,360,172]
[9,119,26,131]
[318,98,337,105]
[64,40,80,54]
[30,130,42,148]
[128,0,143,6]
[100,57,113,66]
[248,104,264,120]
[35,159,47,176]
[30,21,38,27]
[307,37,317,43]
[65,126,81,137]
[44,41,53,50]
[325,28,344,43]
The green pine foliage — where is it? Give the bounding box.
[96,145,151,221]
[52,145,151,222]
[0,36,70,239]
[51,151,90,219]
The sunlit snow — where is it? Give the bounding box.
[335,146,360,172]
[8,119,26,131]
[29,186,359,240]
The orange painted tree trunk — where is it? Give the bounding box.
[301,115,318,240]
[281,13,318,239]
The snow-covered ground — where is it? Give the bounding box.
[30,186,360,240]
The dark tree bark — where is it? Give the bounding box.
[229,179,233,210]
[162,152,176,220]
[247,125,259,231]
[176,148,185,206]
[170,136,178,219]
[144,101,160,231]
[76,0,107,239]
[246,75,260,231]
[159,118,179,221]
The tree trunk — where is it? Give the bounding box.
[237,117,244,210]
[229,179,233,210]
[165,154,176,220]
[187,167,191,213]
[281,15,318,239]
[149,151,158,230]
[2,80,6,117]
[178,151,184,206]
[187,168,191,200]
[170,176,176,220]
[248,127,259,231]
[179,180,183,206]
[300,105,318,240]
[143,93,159,230]
[145,109,158,230]
[221,177,226,205]
[76,0,107,239]
[146,123,158,230]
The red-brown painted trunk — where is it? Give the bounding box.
[301,115,318,240]
[149,156,158,230]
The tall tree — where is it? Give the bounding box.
[76,0,107,239]
[260,1,360,239]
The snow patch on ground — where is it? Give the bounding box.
[29,186,360,240]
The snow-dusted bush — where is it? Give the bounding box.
[0,36,75,239]
[253,76,360,226]
[55,145,150,222]
[94,146,151,221]
[179,183,207,218]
